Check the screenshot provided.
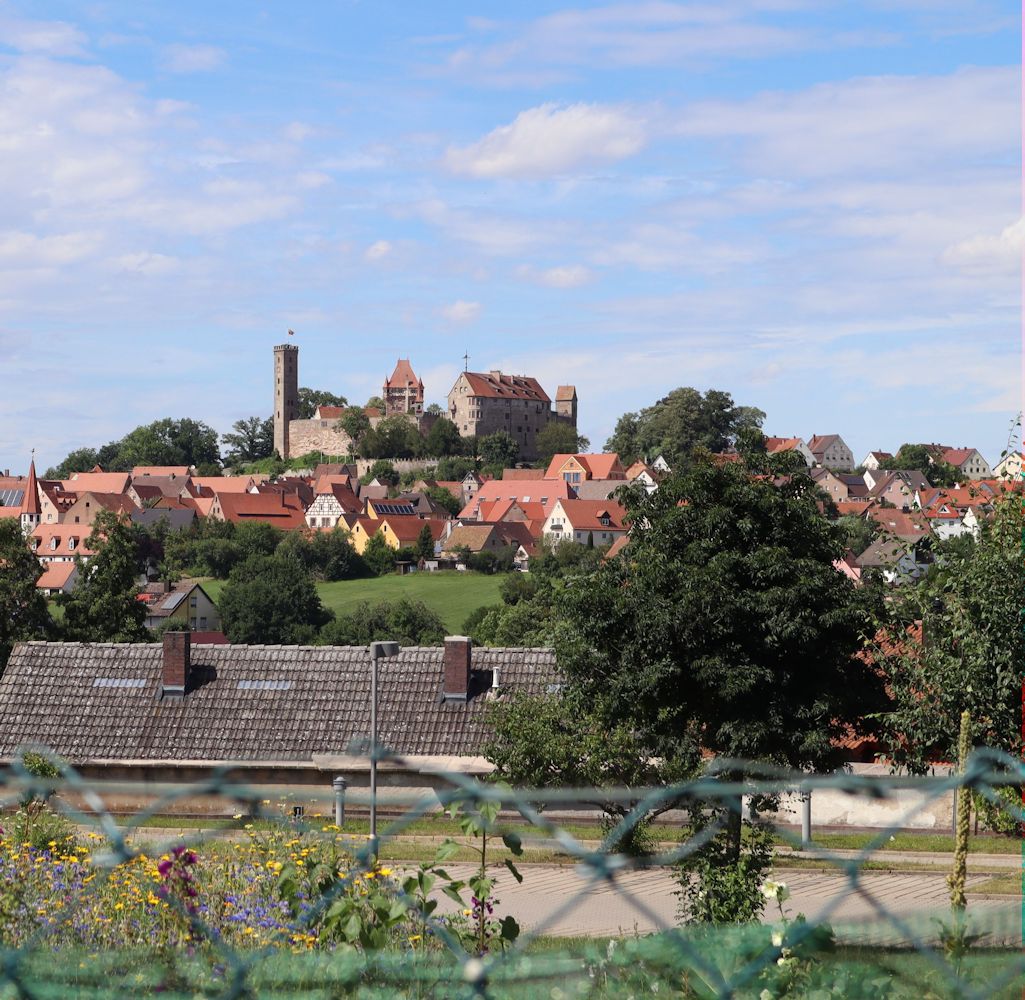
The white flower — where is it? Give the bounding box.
[760,880,780,900]
[760,991,774,1000]
[771,930,784,948]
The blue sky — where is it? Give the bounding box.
[0,1,1019,472]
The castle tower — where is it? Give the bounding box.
[383,359,424,416]
[555,385,578,426]
[20,456,40,536]
[273,344,299,459]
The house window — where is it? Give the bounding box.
[49,538,57,550]
[68,538,76,550]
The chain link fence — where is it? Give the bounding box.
[0,746,1021,998]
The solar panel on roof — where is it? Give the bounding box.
[0,489,24,507]
[160,591,187,611]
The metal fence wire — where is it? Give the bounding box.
[0,746,1023,998]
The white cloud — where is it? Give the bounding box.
[442,3,812,83]
[675,65,1017,176]
[0,231,99,265]
[161,43,226,73]
[0,15,88,56]
[296,170,331,189]
[942,217,1024,274]
[365,240,392,261]
[519,264,592,287]
[440,300,482,323]
[445,102,646,178]
[111,251,181,276]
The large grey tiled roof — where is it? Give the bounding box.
[0,643,558,763]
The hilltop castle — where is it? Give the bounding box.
[272,344,576,462]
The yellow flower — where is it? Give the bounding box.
[377,867,393,877]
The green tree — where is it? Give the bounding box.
[423,486,461,517]
[534,423,590,466]
[893,443,959,487]
[61,511,149,642]
[219,554,333,643]
[603,389,765,469]
[366,395,386,411]
[319,599,445,646]
[362,460,399,486]
[362,532,395,576]
[277,529,367,581]
[425,402,444,416]
[361,416,424,459]
[338,407,371,454]
[43,447,100,480]
[297,388,348,420]
[877,494,1025,771]
[479,431,518,470]
[221,416,274,465]
[435,456,476,481]
[425,417,463,457]
[836,514,878,556]
[0,521,53,671]
[414,523,436,560]
[490,461,885,862]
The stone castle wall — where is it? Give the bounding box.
[286,419,353,458]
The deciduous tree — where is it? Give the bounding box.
[0,521,53,671]
[61,511,149,642]
[218,554,332,644]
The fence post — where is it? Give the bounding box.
[801,791,812,847]
[333,775,348,827]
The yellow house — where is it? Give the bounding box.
[347,516,446,554]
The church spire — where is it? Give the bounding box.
[20,453,41,534]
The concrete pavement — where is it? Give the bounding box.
[430,864,1021,942]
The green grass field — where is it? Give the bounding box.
[202,571,505,634]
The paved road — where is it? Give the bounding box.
[431,864,1020,943]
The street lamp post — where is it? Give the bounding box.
[368,640,400,860]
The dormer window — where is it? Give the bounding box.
[49,537,58,550]
[68,538,76,551]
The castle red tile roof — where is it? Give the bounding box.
[314,405,345,419]
[132,466,190,478]
[385,358,421,388]
[462,371,550,403]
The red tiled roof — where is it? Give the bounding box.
[21,460,40,517]
[764,437,803,454]
[30,524,96,558]
[193,476,255,494]
[835,501,873,517]
[502,468,545,481]
[61,472,130,494]
[544,453,624,480]
[459,480,572,519]
[36,561,76,590]
[940,448,978,467]
[381,516,447,543]
[314,405,345,419]
[132,466,190,477]
[216,492,307,529]
[555,385,576,401]
[462,371,550,403]
[385,358,421,388]
[550,498,628,531]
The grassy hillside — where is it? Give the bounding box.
[201,572,505,635]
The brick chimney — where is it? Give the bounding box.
[443,635,471,702]
[162,631,191,697]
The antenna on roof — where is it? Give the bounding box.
[462,351,469,372]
